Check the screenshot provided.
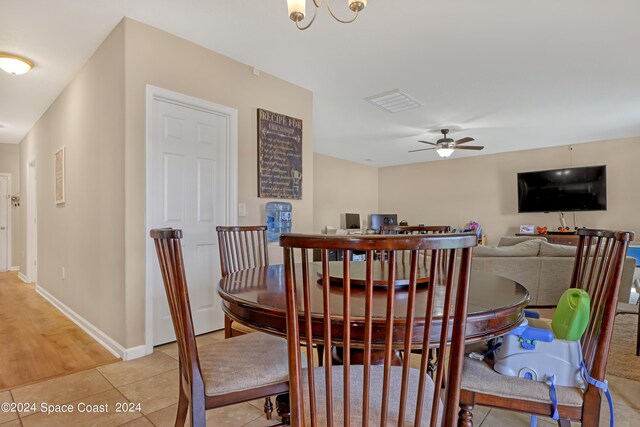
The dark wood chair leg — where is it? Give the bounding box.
[264,396,273,420]
[636,311,639,356]
[189,393,206,427]
[224,315,233,339]
[175,383,189,427]
[582,387,602,427]
[557,419,571,427]
[458,402,474,427]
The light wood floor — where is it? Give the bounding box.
[0,272,119,390]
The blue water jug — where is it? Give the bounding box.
[265,202,292,242]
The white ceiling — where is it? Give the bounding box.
[1,0,639,166]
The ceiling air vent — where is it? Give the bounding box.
[365,90,422,113]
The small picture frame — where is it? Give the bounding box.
[519,224,535,234]
[55,147,65,205]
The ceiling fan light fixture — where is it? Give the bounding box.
[0,53,34,75]
[436,148,455,158]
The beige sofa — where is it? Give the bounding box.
[471,236,636,306]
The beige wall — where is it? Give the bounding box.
[0,143,20,267]
[379,137,640,245]
[313,153,379,232]
[17,19,314,350]
[122,19,314,347]
[17,18,314,350]
[19,15,635,354]
[19,23,126,343]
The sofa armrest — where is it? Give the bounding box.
[619,257,636,304]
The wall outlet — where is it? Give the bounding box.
[238,203,247,217]
[61,267,65,280]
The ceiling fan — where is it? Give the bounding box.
[409,129,484,158]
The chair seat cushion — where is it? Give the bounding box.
[462,356,584,407]
[302,365,442,426]
[199,332,289,396]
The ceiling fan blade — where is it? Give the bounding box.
[409,147,436,153]
[455,145,484,150]
[454,137,475,145]
[417,140,438,146]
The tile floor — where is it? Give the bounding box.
[1,329,638,426]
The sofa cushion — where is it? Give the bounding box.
[498,236,548,247]
[474,240,541,257]
[538,256,636,305]
[539,241,577,257]
[538,257,576,305]
[471,257,542,305]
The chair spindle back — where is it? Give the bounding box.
[282,233,477,426]
[150,229,204,398]
[216,226,269,277]
[570,229,634,379]
[380,225,451,265]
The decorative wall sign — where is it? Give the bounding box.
[55,147,65,205]
[257,108,303,199]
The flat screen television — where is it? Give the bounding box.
[517,165,607,213]
[369,214,398,231]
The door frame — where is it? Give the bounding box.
[26,158,37,283]
[144,85,238,355]
[0,173,11,272]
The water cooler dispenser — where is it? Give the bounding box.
[265,202,292,242]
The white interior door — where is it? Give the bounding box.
[150,97,229,345]
[0,175,8,271]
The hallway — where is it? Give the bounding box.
[0,272,118,390]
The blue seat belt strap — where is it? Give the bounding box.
[547,375,560,421]
[530,375,559,426]
[580,360,614,427]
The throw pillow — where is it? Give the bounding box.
[539,241,577,257]
[474,239,541,257]
[498,236,548,247]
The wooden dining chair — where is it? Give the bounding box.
[458,228,634,426]
[216,225,269,339]
[380,225,451,234]
[380,225,450,264]
[381,225,453,377]
[150,228,290,425]
[281,232,477,426]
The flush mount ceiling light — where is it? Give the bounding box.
[287,0,366,30]
[0,53,34,75]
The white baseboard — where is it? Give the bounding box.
[36,285,150,361]
[17,272,28,283]
[9,266,19,271]
[123,345,147,361]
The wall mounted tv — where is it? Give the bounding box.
[517,165,607,213]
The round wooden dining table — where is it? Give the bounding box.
[218,262,530,348]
